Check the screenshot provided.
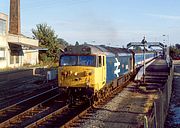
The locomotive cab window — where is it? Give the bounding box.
[60,55,96,67]
[79,55,96,66]
[103,56,105,66]
[60,55,77,66]
[98,56,102,67]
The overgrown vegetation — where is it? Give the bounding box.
[170,44,180,59]
[32,24,68,64]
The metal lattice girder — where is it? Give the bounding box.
[127,42,164,49]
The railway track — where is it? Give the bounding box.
[62,78,131,128]
[0,86,59,127]
[23,72,133,128]
[0,73,134,128]
[0,80,57,109]
[25,101,89,128]
[0,94,64,128]
[0,76,43,103]
[0,76,41,92]
[0,59,155,127]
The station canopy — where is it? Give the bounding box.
[8,42,48,51]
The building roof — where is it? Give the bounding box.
[8,42,48,51]
[0,12,8,20]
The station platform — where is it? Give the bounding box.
[135,59,155,81]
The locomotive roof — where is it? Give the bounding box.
[97,45,131,54]
[64,44,104,55]
[64,44,132,55]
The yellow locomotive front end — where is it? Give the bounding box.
[58,55,96,89]
[58,45,106,104]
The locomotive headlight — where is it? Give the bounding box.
[82,47,90,53]
[69,48,72,52]
[70,71,73,75]
[86,78,90,86]
[64,72,67,78]
[74,72,78,76]
[82,48,86,52]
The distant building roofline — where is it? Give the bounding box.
[0,12,8,16]
[8,42,48,51]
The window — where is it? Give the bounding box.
[0,47,5,60]
[60,55,96,67]
[16,56,19,63]
[60,55,77,66]
[98,56,102,67]
[79,56,95,66]
[103,56,105,66]
[0,19,6,36]
[10,55,14,64]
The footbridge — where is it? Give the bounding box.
[127,42,165,49]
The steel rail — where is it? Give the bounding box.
[26,73,132,128]
[0,86,59,124]
[26,72,134,128]
[0,86,58,113]
[62,78,131,128]
[25,104,69,128]
[0,84,57,110]
[0,93,60,128]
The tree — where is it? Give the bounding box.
[170,45,180,58]
[175,44,180,49]
[32,24,68,63]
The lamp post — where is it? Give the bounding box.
[163,34,170,66]
[141,36,147,83]
[163,34,169,46]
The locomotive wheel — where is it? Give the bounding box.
[89,96,94,106]
[68,95,74,108]
[94,93,99,102]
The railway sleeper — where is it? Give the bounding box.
[31,110,43,114]
[46,118,57,122]
[6,107,20,112]
[10,120,22,125]
[19,116,30,121]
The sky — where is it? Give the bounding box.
[1,0,180,47]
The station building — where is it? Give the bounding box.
[0,13,39,69]
[0,0,41,69]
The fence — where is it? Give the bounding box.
[143,64,173,128]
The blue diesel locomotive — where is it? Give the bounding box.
[58,44,155,104]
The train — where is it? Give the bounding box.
[58,44,156,105]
